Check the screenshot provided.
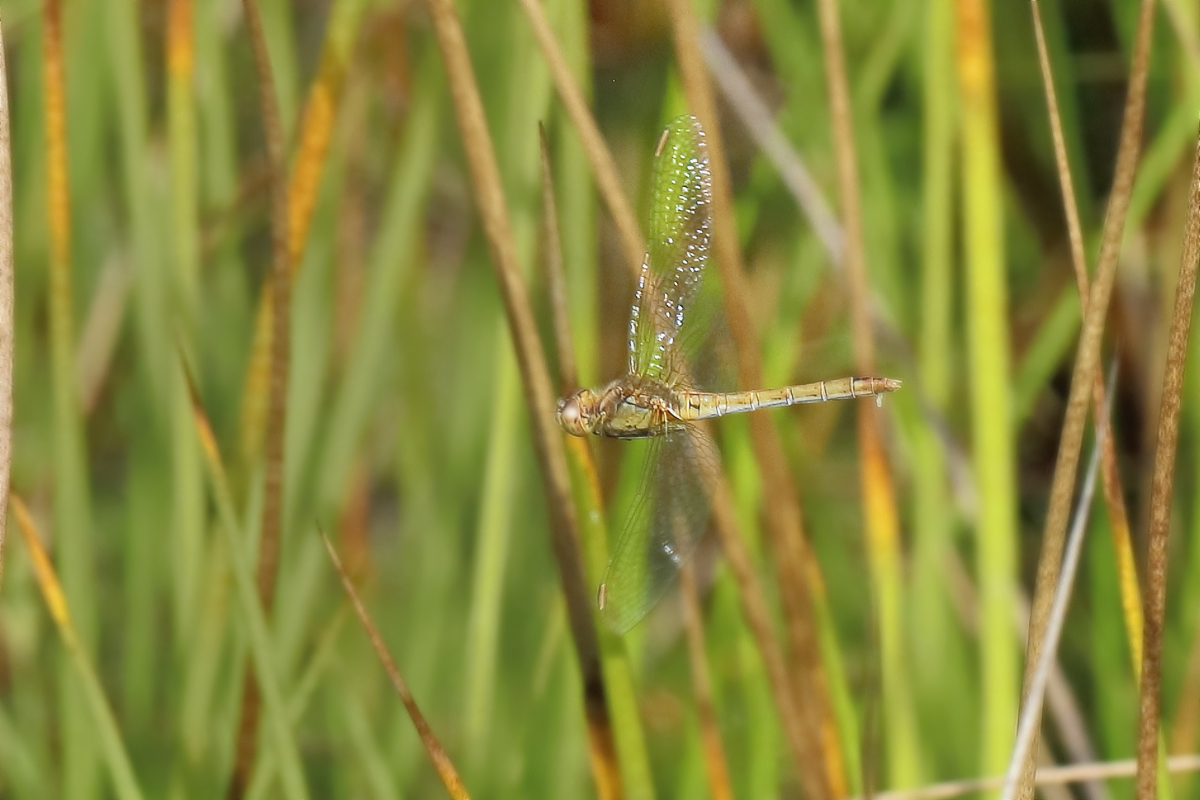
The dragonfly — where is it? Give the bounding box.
[556,115,901,633]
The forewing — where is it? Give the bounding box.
[628,115,714,385]
[600,425,720,633]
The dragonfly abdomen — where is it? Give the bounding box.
[680,376,901,420]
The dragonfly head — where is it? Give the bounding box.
[557,389,599,436]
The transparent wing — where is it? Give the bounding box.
[600,424,721,633]
[628,115,714,386]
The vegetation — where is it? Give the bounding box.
[0,0,1198,798]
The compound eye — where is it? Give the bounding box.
[556,393,590,437]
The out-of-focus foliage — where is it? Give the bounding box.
[1,0,1199,797]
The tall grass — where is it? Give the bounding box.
[2,0,1200,798]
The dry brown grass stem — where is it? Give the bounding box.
[665,2,845,796]
[698,29,842,263]
[854,755,1200,800]
[812,0,910,789]
[814,0,874,373]
[1029,0,1143,670]
[539,131,616,793]
[246,0,292,612]
[1018,0,1156,797]
[320,529,471,799]
[1136,122,1200,800]
[582,690,624,800]
[1003,404,1106,800]
[228,1,294,795]
[679,561,733,800]
[0,14,13,590]
[423,0,618,791]
[539,122,577,391]
[1028,1,1087,291]
[536,164,616,800]
[238,2,350,466]
[943,518,1108,800]
[701,446,828,786]
[517,0,645,277]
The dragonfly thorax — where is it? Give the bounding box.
[555,376,685,439]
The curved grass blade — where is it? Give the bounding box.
[11,496,145,800]
[244,606,350,800]
[182,356,311,800]
[320,528,471,799]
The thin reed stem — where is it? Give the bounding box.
[320,529,471,799]
[1018,0,1157,796]
[228,1,293,794]
[812,0,916,787]
[680,561,734,800]
[666,2,844,793]
[422,0,617,793]
[1029,0,1143,677]
[1137,121,1200,800]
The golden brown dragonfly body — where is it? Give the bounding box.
[558,374,901,439]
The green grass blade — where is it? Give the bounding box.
[956,0,1019,779]
[43,1,100,796]
[186,372,312,800]
[464,334,521,766]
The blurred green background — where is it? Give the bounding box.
[1,0,1199,797]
